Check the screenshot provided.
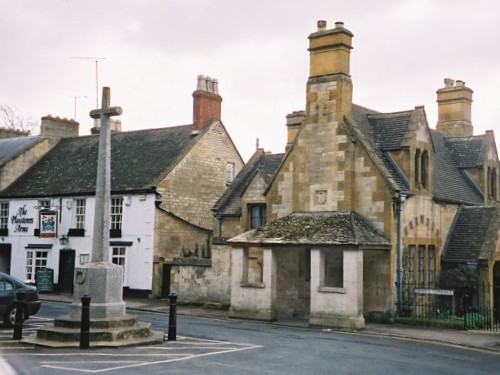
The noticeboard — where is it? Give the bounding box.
[36,268,54,292]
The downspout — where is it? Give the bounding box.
[394,191,406,316]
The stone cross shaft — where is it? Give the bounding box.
[89,87,122,263]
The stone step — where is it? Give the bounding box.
[35,321,155,342]
[53,314,139,329]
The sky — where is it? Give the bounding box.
[1,0,499,162]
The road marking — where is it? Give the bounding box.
[20,336,262,373]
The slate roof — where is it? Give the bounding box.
[0,124,206,198]
[431,131,484,204]
[214,150,284,216]
[228,211,391,248]
[442,206,500,263]
[0,136,42,165]
[443,135,486,168]
[348,104,483,205]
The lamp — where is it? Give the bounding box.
[59,234,69,246]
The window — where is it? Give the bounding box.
[0,278,13,292]
[0,202,8,230]
[406,244,436,288]
[38,200,50,210]
[249,204,267,229]
[324,250,343,288]
[111,247,126,283]
[241,247,264,286]
[414,149,429,190]
[226,162,235,184]
[111,197,123,230]
[26,250,48,283]
[75,199,86,229]
[488,167,497,200]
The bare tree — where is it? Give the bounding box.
[0,103,38,134]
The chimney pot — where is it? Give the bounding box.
[444,78,454,88]
[455,80,465,87]
[335,21,344,28]
[317,20,327,31]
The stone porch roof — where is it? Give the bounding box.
[228,211,391,248]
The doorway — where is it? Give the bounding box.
[58,250,75,293]
[0,244,11,274]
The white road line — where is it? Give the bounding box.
[41,344,262,373]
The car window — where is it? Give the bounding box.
[0,279,14,291]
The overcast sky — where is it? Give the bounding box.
[1,0,499,161]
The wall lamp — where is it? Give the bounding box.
[59,234,69,246]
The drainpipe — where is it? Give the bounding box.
[394,192,406,315]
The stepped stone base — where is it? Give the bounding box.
[21,314,165,348]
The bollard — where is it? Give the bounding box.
[80,295,91,349]
[167,292,177,341]
[13,291,25,340]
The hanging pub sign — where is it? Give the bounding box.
[39,210,57,238]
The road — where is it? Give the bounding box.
[0,301,498,374]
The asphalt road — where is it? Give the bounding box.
[0,301,498,374]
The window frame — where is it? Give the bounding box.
[248,204,267,229]
[111,246,127,284]
[26,250,48,283]
[111,197,123,230]
[226,162,235,184]
[75,199,86,229]
[0,202,9,230]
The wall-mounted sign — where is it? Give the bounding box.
[39,210,57,238]
[11,204,35,233]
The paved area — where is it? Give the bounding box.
[39,293,500,354]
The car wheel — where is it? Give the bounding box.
[3,305,25,328]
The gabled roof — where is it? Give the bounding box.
[228,211,391,248]
[347,105,412,194]
[214,149,284,216]
[442,206,500,263]
[443,135,487,168]
[0,124,210,198]
[347,104,484,205]
[0,136,42,165]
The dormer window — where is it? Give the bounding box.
[414,148,429,190]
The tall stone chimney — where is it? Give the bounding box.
[192,75,222,131]
[306,21,354,124]
[436,78,473,137]
[285,110,305,152]
[40,115,79,139]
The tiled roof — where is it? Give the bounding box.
[0,124,204,198]
[443,135,485,168]
[0,136,42,165]
[214,150,284,216]
[228,211,391,247]
[349,105,483,205]
[348,105,410,193]
[431,131,483,204]
[442,206,499,263]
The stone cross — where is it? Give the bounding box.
[89,87,122,263]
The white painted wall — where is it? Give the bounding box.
[4,194,155,291]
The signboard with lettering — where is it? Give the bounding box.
[414,288,454,296]
[10,204,35,233]
[36,268,54,292]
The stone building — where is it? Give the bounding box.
[0,76,243,299]
[226,21,500,328]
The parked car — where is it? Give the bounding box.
[0,272,41,327]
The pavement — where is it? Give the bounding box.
[38,292,500,354]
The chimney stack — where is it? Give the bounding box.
[285,110,305,152]
[192,75,222,131]
[40,115,79,139]
[436,78,473,137]
[306,20,354,124]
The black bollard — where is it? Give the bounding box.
[80,295,91,349]
[13,291,25,340]
[167,292,177,341]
